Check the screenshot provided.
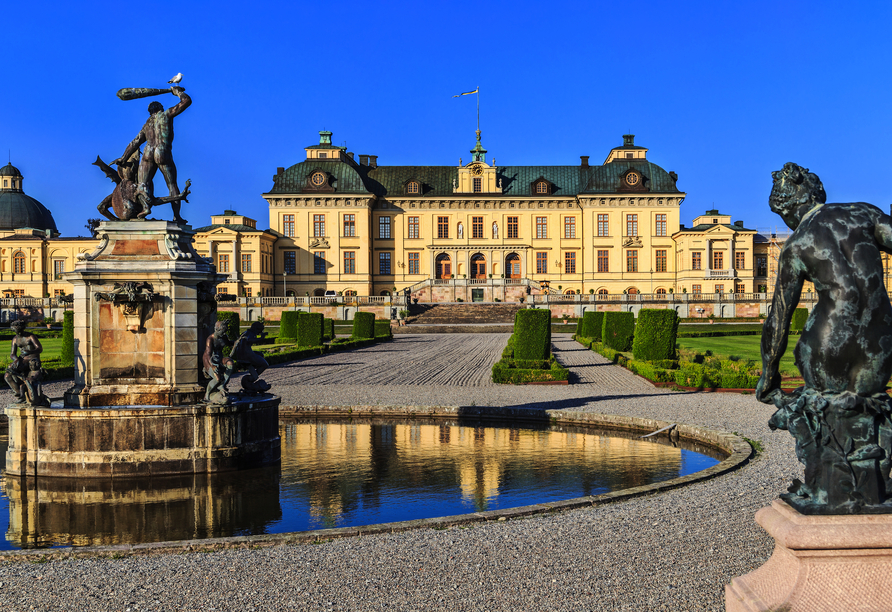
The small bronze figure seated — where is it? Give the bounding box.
[232,322,271,395]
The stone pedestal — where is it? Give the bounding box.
[63,220,220,407]
[726,499,892,611]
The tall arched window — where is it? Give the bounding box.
[627,287,639,295]
[471,253,486,279]
[597,289,609,297]
[13,251,25,274]
[505,253,521,278]
[436,253,452,279]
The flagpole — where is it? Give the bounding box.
[476,86,480,131]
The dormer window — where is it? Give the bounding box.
[535,181,548,194]
[318,152,327,158]
[407,181,420,195]
[224,219,230,224]
[626,153,633,159]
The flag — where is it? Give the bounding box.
[452,88,478,97]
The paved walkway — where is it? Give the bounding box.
[0,334,798,611]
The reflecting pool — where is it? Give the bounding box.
[0,417,724,549]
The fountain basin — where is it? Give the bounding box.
[4,395,281,477]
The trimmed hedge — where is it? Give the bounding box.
[61,310,74,367]
[632,309,679,361]
[579,311,604,341]
[297,312,324,348]
[323,318,335,341]
[602,311,635,352]
[375,320,393,338]
[514,308,551,360]
[492,358,569,384]
[791,307,808,331]
[353,312,375,339]
[278,311,299,343]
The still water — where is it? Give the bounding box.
[0,417,723,549]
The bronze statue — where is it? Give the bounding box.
[203,321,234,405]
[93,153,191,222]
[112,86,192,225]
[756,162,892,514]
[232,322,271,394]
[5,320,49,406]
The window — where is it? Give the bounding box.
[314,252,326,274]
[692,252,702,270]
[598,289,608,296]
[692,284,701,294]
[224,219,230,225]
[507,216,519,238]
[756,255,768,276]
[473,177,482,193]
[379,252,391,274]
[536,181,548,194]
[536,217,547,239]
[284,251,296,274]
[564,216,576,239]
[564,252,576,274]
[241,254,252,273]
[655,214,667,237]
[54,289,65,297]
[313,215,325,238]
[408,252,420,274]
[244,288,252,298]
[408,216,419,239]
[437,216,449,238]
[379,216,391,239]
[344,290,357,297]
[656,288,667,296]
[318,153,327,159]
[217,287,228,294]
[218,254,229,273]
[407,181,420,194]
[713,251,724,270]
[626,214,638,237]
[53,260,65,279]
[626,250,638,273]
[343,214,355,237]
[735,283,746,294]
[536,252,547,274]
[283,214,295,238]
[655,249,667,273]
[597,214,609,237]
[597,250,609,273]
[735,252,745,269]
[715,284,724,294]
[343,251,355,274]
[472,216,483,239]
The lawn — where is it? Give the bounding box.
[0,337,64,363]
[676,335,801,378]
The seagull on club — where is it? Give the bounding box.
[168,73,183,85]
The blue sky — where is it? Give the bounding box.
[3,0,890,237]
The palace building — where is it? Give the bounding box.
[254,130,696,300]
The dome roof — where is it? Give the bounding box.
[0,191,58,234]
[0,163,22,177]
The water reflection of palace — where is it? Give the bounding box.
[282,419,683,525]
[2,468,282,549]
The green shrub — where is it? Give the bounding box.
[375,320,393,338]
[579,311,603,341]
[514,309,551,360]
[216,311,240,338]
[627,361,674,383]
[61,310,74,367]
[492,355,569,384]
[602,311,635,351]
[632,309,679,361]
[279,311,299,341]
[297,313,324,347]
[674,364,714,388]
[323,318,335,341]
[719,370,758,389]
[352,312,375,339]
[791,307,808,331]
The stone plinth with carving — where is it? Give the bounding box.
[63,220,220,407]
[726,499,892,611]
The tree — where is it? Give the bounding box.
[85,218,102,238]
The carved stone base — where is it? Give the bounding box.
[5,395,280,477]
[726,499,892,611]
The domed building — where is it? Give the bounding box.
[0,164,94,299]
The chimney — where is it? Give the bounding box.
[580,156,589,168]
[347,152,354,161]
[273,167,284,182]
[734,220,743,228]
[359,155,369,166]
[369,155,378,168]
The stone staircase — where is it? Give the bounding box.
[398,303,524,333]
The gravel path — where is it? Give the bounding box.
[0,334,800,611]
